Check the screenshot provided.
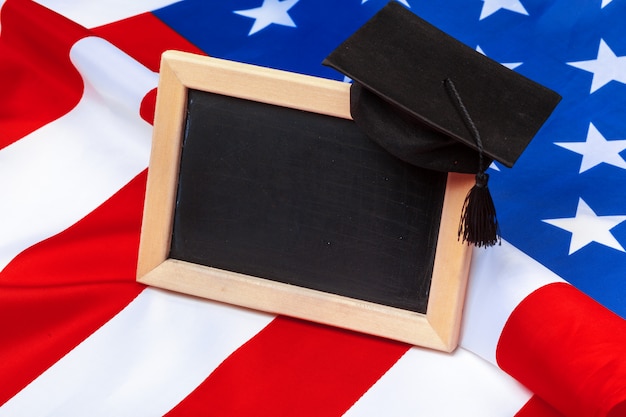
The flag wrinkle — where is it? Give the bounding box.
[0,34,154,273]
[0,0,86,148]
[69,36,158,117]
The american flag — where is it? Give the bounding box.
[0,0,625,416]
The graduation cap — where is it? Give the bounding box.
[323,2,561,247]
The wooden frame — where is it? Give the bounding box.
[137,51,474,352]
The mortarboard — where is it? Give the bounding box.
[323,2,561,247]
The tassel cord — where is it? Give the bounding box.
[443,78,501,247]
[443,78,486,173]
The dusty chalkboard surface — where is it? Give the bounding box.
[170,89,447,314]
[137,51,472,351]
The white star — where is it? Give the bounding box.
[602,0,613,8]
[555,123,626,173]
[479,0,528,20]
[489,161,500,171]
[543,198,626,255]
[568,39,626,93]
[234,0,299,36]
[361,0,411,7]
[476,46,523,70]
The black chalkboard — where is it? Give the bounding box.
[169,89,447,314]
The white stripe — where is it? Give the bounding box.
[343,347,531,416]
[33,0,181,28]
[0,37,156,271]
[345,239,564,416]
[460,239,565,365]
[0,288,275,417]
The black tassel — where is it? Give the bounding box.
[458,172,500,247]
[443,78,501,247]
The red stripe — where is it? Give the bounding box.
[0,1,209,406]
[140,88,158,125]
[0,172,148,405]
[0,0,86,149]
[608,402,626,417]
[497,282,626,417]
[91,12,206,73]
[515,396,565,417]
[0,172,147,286]
[165,316,409,417]
[0,283,142,405]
